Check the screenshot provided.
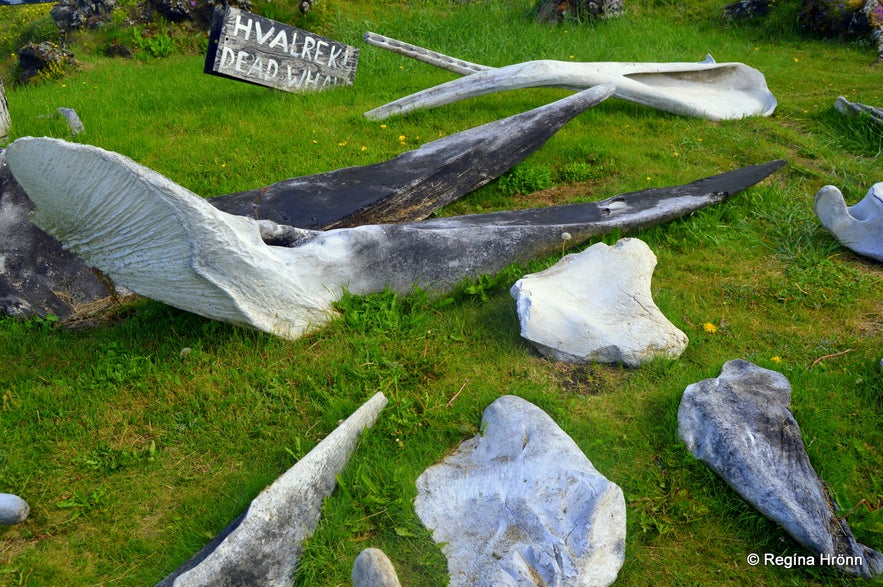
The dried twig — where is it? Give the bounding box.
[446,380,468,408]
[838,497,883,521]
[809,348,854,369]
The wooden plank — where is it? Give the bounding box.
[204,6,359,93]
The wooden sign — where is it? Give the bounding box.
[205,7,359,93]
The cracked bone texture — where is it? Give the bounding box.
[415,395,626,587]
[510,238,688,366]
[678,360,883,578]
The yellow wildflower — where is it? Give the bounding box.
[702,322,717,334]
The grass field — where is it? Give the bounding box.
[1,0,881,585]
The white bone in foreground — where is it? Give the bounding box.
[814,183,883,263]
[364,33,776,121]
[6,133,782,340]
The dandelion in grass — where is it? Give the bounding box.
[561,231,572,256]
[361,146,367,152]
[380,124,387,129]
[771,356,782,363]
[702,322,717,334]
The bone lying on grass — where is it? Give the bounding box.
[363,32,777,121]
[6,134,784,340]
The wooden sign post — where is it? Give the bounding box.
[204,7,359,93]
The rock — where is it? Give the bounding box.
[865,0,883,62]
[58,108,85,136]
[352,548,402,587]
[6,136,783,339]
[156,392,388,587]
[798,0,872,40]
[677,360,883,578]
[364,34,776,121]
[415,395,626,587]
[0,493,29,525]
[50,0,116,32]
[834,95,883,125]
[511,238,688,367]
[535,0,624,23]
[814,182,883,262]
[0,149,111,318]
[17,42,79,85]
[722,0,769,19]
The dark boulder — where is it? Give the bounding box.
[51,0,117,31]
[16,42,79,85]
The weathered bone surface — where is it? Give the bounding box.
[364,33,776,121]
[0,150,113,318]
[210,85,614,229]
[511,238,688,366]
[0,89,609,319]
[6,136,784,339]
[156,392,387,587]
[677,360,883,578]
[415,395,626,586]
[834,96,883,125]
[814,183,883,262]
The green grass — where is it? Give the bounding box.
[1,0,882,585]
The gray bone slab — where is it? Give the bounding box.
[677,360,883,578]
[209,85,614,230]
[156,392,387,587]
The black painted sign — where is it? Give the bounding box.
[205,7,359,93]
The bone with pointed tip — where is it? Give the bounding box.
[5,134,784,340]
[156,392,388,587]
[211,84,614,229]
[363,33,776,121]
[814,183,883,263]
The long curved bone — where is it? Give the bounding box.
[814,183,883,262]
[6,135,783,339]
[211,84,614,229]
[363,32,777,121]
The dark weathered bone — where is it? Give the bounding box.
[6,135,784,339]
[0,88,610,318]
[210,85,614,229]
[364,33,777,121]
